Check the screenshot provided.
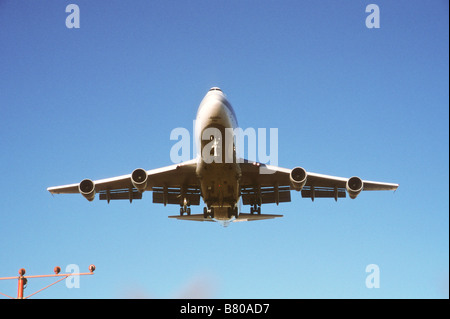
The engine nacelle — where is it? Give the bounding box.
[79,179,96,201]
[346,176,363,199]
[131,168,148,193]
[290,167,307,191]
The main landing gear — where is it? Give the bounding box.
[180,205,191,216]
[227,206,239,219]
[203,206,215,219]
[250,204,261,215]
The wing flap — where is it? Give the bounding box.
[241,185,291,205]
[152,186,201,206]
[301,186,346,200]
[98,188,143,202]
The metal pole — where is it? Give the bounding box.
[17,268,26,299]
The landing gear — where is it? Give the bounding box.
[250,204,261,215]
[227,206,239,219]
[203,206,214,219]
[179,205,191,216]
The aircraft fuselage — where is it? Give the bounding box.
[194,87,241,220]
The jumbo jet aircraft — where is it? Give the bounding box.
[48,87,398,226]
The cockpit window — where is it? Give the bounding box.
[209,87,222,92]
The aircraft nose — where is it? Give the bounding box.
[208,99,226,116]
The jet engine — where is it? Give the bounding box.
[79,179,96,201]
[131,168,148,193]
[346,176,363,199]
[290,167,307,191]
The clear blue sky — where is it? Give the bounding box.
[0,1,448,299]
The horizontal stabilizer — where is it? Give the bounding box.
[168,213,283,222]
[168,214,215,222]
[234,213,283,222]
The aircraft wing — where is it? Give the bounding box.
[47,159,200,203]
[238,159,398,204]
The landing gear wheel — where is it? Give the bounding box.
[180,205,191,216]
[229,206,239,218]
[250,204,261,215]
[203,206,214,219]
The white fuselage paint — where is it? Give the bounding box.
[194,88,241,222]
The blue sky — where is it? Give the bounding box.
[0,1,448,299]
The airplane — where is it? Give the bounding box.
[47,87,399,226]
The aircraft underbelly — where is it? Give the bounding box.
[199,163,240,209]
